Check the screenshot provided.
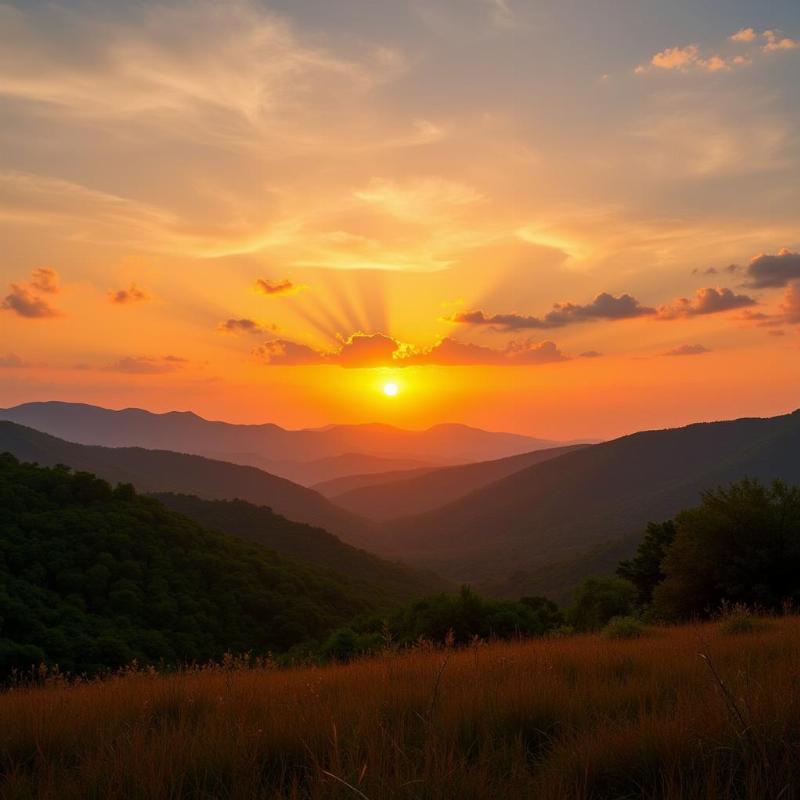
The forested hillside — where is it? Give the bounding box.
[0,422,375,548]
[153,493,446,602]
[0,455,396,675]
[387,410,800,593]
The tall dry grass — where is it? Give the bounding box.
[2,617,800,799]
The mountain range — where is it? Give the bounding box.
[0,402,560,484]
[0,421,375,548]
[322,444,587,521]
[379,409,800,598]
[5,400,800,604]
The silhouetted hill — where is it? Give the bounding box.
[314,466,439,497]
[219,451,437,487]
[0,422,375,548]
[0,403,558,480]
[326,444,588,521]
[384,410,800,591]
[0,456,400,675]
[153,493,447,602]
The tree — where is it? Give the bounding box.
[653,479,800,619]
[617,520,676,605]
[567,577,637,631]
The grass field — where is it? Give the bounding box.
[2,616,800,799]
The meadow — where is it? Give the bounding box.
[2,616,800,800]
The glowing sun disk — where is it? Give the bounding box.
[383,381,400,397]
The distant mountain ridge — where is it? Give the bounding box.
[0,404,560,486]
[381,409,800,595]
[324,444,588,521]
[0,421,376,548]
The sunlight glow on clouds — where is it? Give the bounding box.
[1,0,799,435]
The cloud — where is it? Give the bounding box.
[254,331,568,367]
[254,339,328,366]
[354,178,483,223]
[449,292,655,330]
[0,353,29,368]
[637,27,798,74]
[763,30,799,52]
[650,45,703,70]
[779,283,800,324]
[102,355,188,374]
[336,333,400,367]
[1,269,63,318]
[657,287,756,319]
[744,249,800,288]
[30,267,59,294]
[253,278,305,297]
[405,337,567,366]
[109,283,148,304]
[218,318,271,335]
[663,344,711,357]
[730,28,757,43]
[639,44,732,73]
[579,350,603,358]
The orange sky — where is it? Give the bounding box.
[1,1,800,439]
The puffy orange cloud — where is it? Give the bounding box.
[254,332,569,367]
[218,318,271,335]
[779,283,800,324]
[109,283,149,304]
[449,293,655,330]
[657,287,756,319]
[30,267,59,294]
[730,28,757,43]
[744,249,800,288]
[1,268,62,318]
[763,30,799,52]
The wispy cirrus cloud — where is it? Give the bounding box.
[100,355,189,374]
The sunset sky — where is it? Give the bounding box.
[2,0,800,440]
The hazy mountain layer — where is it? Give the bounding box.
[0,422,376,548]
[327,444,587,521]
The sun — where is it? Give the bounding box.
[382,381,400,397]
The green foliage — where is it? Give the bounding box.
[319,627,383,662]
[386,586,563,646]
[0,454,395,676]
[153,493,445,604]
[567,577,638,632]
[319,587,564,660]
[652,479,800,619]
[617,520,676,605]
[602,616,647,640]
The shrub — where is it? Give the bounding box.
[567,577,638,631]
[602,616,647,640]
